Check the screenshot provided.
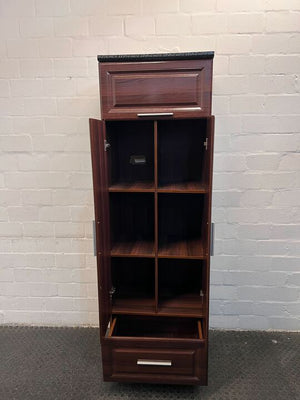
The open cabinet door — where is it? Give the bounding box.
[89,118,111,339]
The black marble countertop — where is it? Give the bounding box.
[97,51,214,63]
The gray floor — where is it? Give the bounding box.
[0,327,299,400]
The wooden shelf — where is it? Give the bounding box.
[112,296,205,318]
[112,298,155,315]
[158,238,205,259]
[158,294,205,317]
[109,182,155,192]
[111,240,155,257]
[158,182,208,193]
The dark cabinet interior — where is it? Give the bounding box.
[158,259,205,316]
[158,194,206,258]
[158,119,209,191]
[111,316,204,339]
[107,120,154,190]
[110,192,154,256]
[111,258,155,313]
[90,52,214,386]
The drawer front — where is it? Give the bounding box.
[112,348,195,376]
[100,59,212,119]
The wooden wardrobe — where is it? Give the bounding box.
[89,52,214,385]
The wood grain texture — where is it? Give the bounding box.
[157,181,208,193]
[111,240,155,257]
[112,298,155,315]
[102,339,207,385]
[89,118,111,339]
[99,59,213,120]
[109,182,154,192]
[158,238,205,259]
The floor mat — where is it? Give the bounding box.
[0,327,299,400]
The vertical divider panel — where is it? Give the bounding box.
[154,121,158,313]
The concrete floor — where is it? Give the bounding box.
[0,327,299,400]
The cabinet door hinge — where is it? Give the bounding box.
[93,220,96,256]
[211,222,215,256]
[109,286,116,300]
[204,138,208,150]
[104,139,111,151]
[200,290,204,303]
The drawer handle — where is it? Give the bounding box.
[137,359,172,366]
[137,113,174,117]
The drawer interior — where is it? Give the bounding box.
[109,316,204,340]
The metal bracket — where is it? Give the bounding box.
[104,320,111,337]
[210,222,215,256]
[200,290,204,303]
[204,137,208,150]
[109,286,116,301]
[130,155,146,165]
[104,139,111,151]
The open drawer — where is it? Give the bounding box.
[107,315,204,340]
[102,316,207,385]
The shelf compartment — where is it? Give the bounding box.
[111,258,155,314]
[158,259,206,316]
[158,119,210,189]
[106,120,154,188]
[110,192,154,257]
[110,315,204,340]
[158,194,207,259]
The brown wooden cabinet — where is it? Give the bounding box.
[90,52,214,385]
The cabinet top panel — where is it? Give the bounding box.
[97,51,214,63]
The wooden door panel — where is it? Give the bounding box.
[99,59,213,119]
[89,118,111,338]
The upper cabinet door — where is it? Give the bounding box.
[99,59,213,120]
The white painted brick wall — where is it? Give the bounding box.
[0,0,299,330]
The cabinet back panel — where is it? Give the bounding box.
[158,194,204,243]
[106,121,154,184]
[158,119,207,186]
[110,193,154,243]
[111,258,154,299]
[158,259,203,298]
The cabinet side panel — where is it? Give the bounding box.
[89,118,111,338]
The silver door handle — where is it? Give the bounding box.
[93,220,96,256]
[137,359,172,366]
[137,113,174,117]
[211,222,214,256]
